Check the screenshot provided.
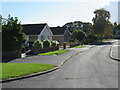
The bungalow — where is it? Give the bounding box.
[22,23,72,46]
[50,26,72,44]
[22,23,53,44]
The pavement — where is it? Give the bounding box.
[110,40,120,61]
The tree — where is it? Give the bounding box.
[63,22,74,32]
[63,21,94,34]
[72,29,86,42]
[2,15,26,52]
[82,22,93,35]
[92,8,113,39]
[85,34,98,44]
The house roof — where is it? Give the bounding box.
[50,27,66,35]
[63,27,72,36]
[22,23,47,35]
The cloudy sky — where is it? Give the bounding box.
[1,0,119,26]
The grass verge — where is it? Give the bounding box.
[38,50,70,56]
[72,45,85,48]
[0,63,55,79]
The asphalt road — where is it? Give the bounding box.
[3,41,118,88]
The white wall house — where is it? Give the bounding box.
[38,25,53,42]
[22,23,53,44]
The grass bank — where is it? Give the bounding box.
[38,50,70,56]
[0,63,55,79]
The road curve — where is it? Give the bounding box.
[3,43,118,88]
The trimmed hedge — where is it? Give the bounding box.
[33,39,43,49]
[43,39,51,48]
[51,41,57,47]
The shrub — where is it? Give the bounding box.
[85,34,98,44]
[51,41,57,47]
[72,29,86,41]
[33,39,43,49]
[43,39,51,48]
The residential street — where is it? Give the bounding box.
[3,40,119,88]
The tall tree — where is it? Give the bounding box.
[92,8,113,39]
[2,15,26,52]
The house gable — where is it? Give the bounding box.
[40,25,53,36]
[38,24,53,41]
[50,26,72,42]
[63,27,72,36]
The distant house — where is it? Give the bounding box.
[50,26,72,43]
[22,23,53,44]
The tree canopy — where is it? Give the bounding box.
[92,8,113,38]
[72,29,86,41]
[2,15,26,52]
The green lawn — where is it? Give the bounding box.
[72,45,85,48]
[38,50,70,56]
[0,63,55,79]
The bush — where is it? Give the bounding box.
[33,39,43,49]
[43,39,51,48]
[72,29,86,41]
[51,41,57,47]
[85,34,98,44]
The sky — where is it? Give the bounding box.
[1,0,119,27]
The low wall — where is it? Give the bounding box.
[32,46,59,55]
